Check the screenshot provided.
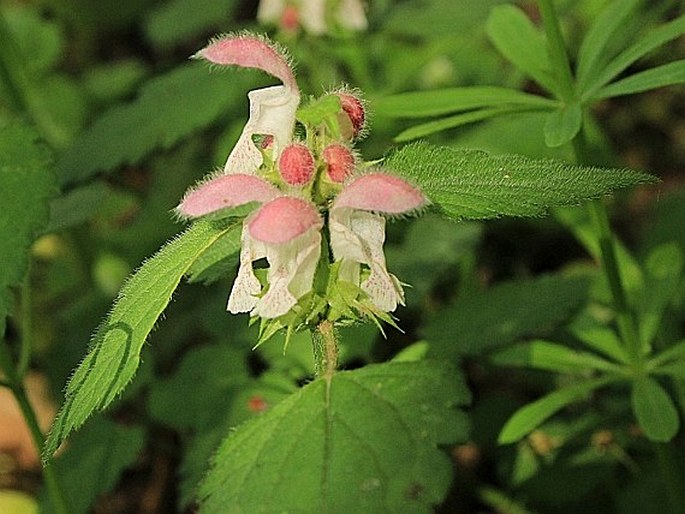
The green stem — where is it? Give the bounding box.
[0,345,70,514]
[311,320,339,379]
[572,129,641,360]
[655,442,685,514]
[18,260,33,379]
[537,0,576,102]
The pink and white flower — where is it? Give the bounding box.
[177,33,427,328]
[195,35,300,175]
[257,0,367,36]
[329,173,426,312]
[178,36,322,319]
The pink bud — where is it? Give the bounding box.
[196,35,297,91]
[323,144,355,183]
[333,172,426,214]
[278,143,315,186]
[177,174,279,218]
[249,197,322,244]
[337,92,366,140]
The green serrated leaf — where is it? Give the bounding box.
[575,0,642,92]
[581,13,685,100]
[592,59,685,101]
[43,219,236,459]
[631,376,679,442]
[374,86,556,119]
[491,340,622,374]
[498,377,616,444]
[384,142,656,221]
[56,63,252,186]
[543,103,583,148]
[199,360,470,514]
[0,121,56,335]
[486,5,557,95]
[423,273,591,359]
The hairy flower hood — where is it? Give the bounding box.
[196,34,300,175]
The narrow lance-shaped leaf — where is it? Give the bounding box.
[575,0,642,92]
[394,106,533,143]
[543,103,583,148]
[385,142,657,221]
[373,86,556,118]
[0,121,57,338]
[639,243,683,346]
[490,340,623,375]
[581,13,685,100]
[43,219,238,459]
[631,376,680,442]
[592,59,685,101]
[199,360,471,514]
[486,5,557,95]
[498,376,618,444]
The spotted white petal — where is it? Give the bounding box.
[228,222,267,313]
[224,85,300,175]
[329,207,404,312]
[252,226,322,319]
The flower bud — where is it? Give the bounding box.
[278,143,315,185]
[336,92,366,140]
[323,144,355,183]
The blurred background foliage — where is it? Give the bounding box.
[0,0,683,512]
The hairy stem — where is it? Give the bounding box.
[311,320,339,379]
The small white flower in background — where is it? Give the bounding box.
[257,0,367,36]
[177,33,425,336]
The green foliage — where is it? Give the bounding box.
[0,121,56,335]
[145,0,240,49]
[423,273,591,358]
[56,64,251,185]
[1,1,682,512]
[43,219,239,459]
[631,376,680,442]
[385,142,656,221]
[41,417,145,514]
[378,0,685,147]
[199,360,470,514]
[498,377,618,444]
[485,5,556,95]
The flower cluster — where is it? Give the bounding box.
[257,0,367,36]
[177,34,425,337]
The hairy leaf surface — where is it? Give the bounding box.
[385,142,657,221]
[43,219,236,458]
[199,361,470,514]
